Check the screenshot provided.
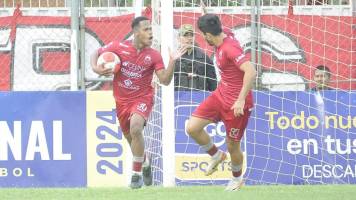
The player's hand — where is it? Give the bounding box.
[231,99,245,117]
[169,45,188,61]
[93,63,114,77]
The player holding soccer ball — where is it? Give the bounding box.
[91,16,187,189]
[186,14,256,191]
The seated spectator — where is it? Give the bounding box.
[311,65,333,91]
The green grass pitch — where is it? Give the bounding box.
[1,185,356,200]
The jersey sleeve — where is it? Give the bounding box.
[97,41,120,55]
[226,42,250,68]
[153,51,165,71]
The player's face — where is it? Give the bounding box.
[179,32,194,49]
[135,20,153,47]
[314,69,330,88]
[202,32,215,46]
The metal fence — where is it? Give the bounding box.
[0,0,351,8]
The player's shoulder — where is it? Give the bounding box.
[145,48,162,58]
[145,47,160,53]
[119,40,134,49]
[221,36,243,56]
[223,36,241,49]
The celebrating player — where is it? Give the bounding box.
[91,16,187,189]
[186,14,257,191]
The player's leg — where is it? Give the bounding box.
[120,116,151,186]
[130,99,154,187]
[186,116,212,145]
[117,103,145,189]
[225,139,245,191]
[116,103,131,145]
[223,109,251,191]
[128,113,146,189]
[124,133,132,145]
[186,94,227,176]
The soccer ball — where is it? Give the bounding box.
[97,51,121,72]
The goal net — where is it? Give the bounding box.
[173,0,356,186]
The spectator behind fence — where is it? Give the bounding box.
[174,24,217,91]
[311,65,333,91]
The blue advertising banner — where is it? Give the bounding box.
[247,91,356,185]
[175,91,356,185]
[0,92,86,187]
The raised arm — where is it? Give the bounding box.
[155,46,188,85]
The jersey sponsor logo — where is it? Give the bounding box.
[118,82,139,90]
[121,61,145,72]
[124,79,132,86]
[137,103,147,112]
[120,68,142,79]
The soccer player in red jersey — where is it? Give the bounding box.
[91,16,186,189]
[186,14,257,191]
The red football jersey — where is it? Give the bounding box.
[213,34,254,110]
[98,40,164,103]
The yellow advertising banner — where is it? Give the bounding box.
[87,91,129,187]
[175,153,246,181]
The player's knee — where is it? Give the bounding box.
[186,120,199,136]
[130,124,143,138]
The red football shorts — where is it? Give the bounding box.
[115,95,154,134]
[192,93,252,141]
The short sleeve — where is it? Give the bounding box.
[153,51,165,71]
[97,41,120,55]
[226,43,250,67]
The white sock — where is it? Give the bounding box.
[212,150,222,160]
[232,176,242,182]
[132,171,142,175]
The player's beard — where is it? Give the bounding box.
[206,39,214,46]
[145,36,153,47]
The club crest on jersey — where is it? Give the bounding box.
[137,103,147,112]
[229,128,240,138]
[144,55,152,65]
